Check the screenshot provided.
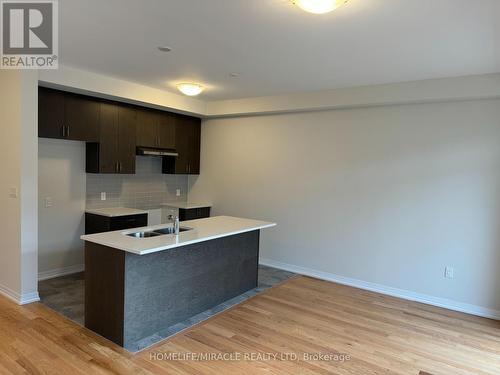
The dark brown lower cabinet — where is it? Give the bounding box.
[85,213,148,235]
[178,207,211,221]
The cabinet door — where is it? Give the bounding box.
[158,112,176,150]
[175,116,201,174]
[179,207,210,221]
[38,87,65,139]
[98,102,119,173]
[187,118,201,174]
[173,116,191,174]
[109,214,147,231]
[117,106,137,174]
[136,109,158,148]
[65,94,99,141]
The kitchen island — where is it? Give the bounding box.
[80,216,275,351]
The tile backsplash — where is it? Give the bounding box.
[86,156,188,209]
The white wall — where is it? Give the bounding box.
[20,70,39,300]
[189,98,500,316]
[40,68,500,118]
[0,71,23,300]
[206,73,500,117]
[0,71,39,304]
[38,139,86,278]
[39,65,206,116]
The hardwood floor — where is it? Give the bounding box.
[1,276,500,374]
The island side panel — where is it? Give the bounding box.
[85,242,126,346]
[122,230,260,350]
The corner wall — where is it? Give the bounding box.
[0,70,39,304]
[189,98,500,317]
[38,139,86,279]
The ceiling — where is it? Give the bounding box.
[60,0,500,101]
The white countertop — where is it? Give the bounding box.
[162,202,212,209]
[85,207,148,217]
[80,216,276,255]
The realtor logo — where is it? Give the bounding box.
[1,0,58,69]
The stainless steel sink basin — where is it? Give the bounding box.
[126,226,192,238]
[153,227,192,235]
[127,231,162,238]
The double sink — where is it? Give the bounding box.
[127,226,192,238]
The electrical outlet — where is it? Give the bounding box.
[176,189,181,197]
[44,197,53,208]
[444,266,454,279]
[100,192,106,201]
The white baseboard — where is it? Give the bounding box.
[0,283,40,305]
[259,257,500,321]
[19,292,41,304]
[38,264,84,281]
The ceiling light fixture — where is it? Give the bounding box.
[177,83,204,96]
[292,0,348,14]
[157,46,172,52]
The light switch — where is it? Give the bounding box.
[444,266,454,279]
[176,189,181,197]
[44,197,53,208]
[9,187,18,198]
[101,192,106,201]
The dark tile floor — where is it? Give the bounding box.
[38,272,85,325]
[39,265,296,352]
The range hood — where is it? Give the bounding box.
[136,147,178,157]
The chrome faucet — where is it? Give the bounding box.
[167,214,180,235]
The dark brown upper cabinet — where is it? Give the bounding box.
[38,87,99,141]
[38,87,64,139]
[136,109,175,150]
[86,102,137,174]
[38,86,201,175]
[163,115,201,175]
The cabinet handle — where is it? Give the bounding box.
[61,125,66,137]
[119,162,122,172]
[66,125,70,138]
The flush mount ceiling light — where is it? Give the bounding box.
[157,46,172,52]
[177,83,204,96]
[292,0,348,14]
